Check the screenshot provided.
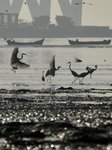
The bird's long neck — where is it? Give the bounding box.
[69,63,72,72]
[19,54,24,60]
[56,66,60,70]
[86,67,90,72]
[95,66,97,70]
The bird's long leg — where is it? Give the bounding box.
[77,78,83,84]
[79,78,84,84]
[42,81,45,85]
[47,76,51,83]
[72,77,78,84]
[42,79,45,85]
[47,77,49,82]
[90,73,92,78]
[11,67,16,73]
[50,75,51,82]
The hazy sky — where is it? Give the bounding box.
[12,0,112,26]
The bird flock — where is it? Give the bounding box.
[10,47,98,84]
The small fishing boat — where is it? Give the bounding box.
[5,38,45,46]
[68,39,111,45]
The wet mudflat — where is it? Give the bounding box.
[0,88,112,150]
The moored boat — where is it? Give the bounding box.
[68,39,111,45]
[5,38,45,46]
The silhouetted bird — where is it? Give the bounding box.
[5,10,8,12]
[75,57,82,62]
[10,47,30,73]
[24,2,26,4]
[67,61,78,83]
[42,71,45,83]
[88,65,98,78]
[75,2,93,5]
[4,38,7,41]
[45,55,61,82]
[78,67,90,83]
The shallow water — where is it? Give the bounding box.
[1,38,112,91]
[0,38,112,149]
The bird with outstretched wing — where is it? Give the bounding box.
[10,47,30,73]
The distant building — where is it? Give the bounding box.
[0,13,18,28]
[0,0,82,26]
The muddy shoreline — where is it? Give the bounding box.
[0,87,112,149]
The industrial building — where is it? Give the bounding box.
[0,0,111,38]
[0,13,18,28]
[0,0,82,26]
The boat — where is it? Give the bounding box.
[5,38,45,46]
[68,39,111,45]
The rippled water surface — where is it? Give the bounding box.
[0,38,112,150]
[0,38,112,90]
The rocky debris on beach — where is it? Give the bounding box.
[0,87,111,94]
[0,87,112,149]
[0,122,112,150]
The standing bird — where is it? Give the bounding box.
[88,65,98,78]
[42,71,45,83]
[67,62,78,83]
[78,67,90,83]
[75,57,82,62]
[45,55,61,82]
[10,47,30,73]
[4,37,7,41]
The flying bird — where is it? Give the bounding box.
[75,2,93,5]
[88,65,98,78]
[45,55,61,82]
[10,47,30,73]
[5,10,8,12]
[67,61,78,83]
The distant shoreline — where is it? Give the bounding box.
[0,25,112,38]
